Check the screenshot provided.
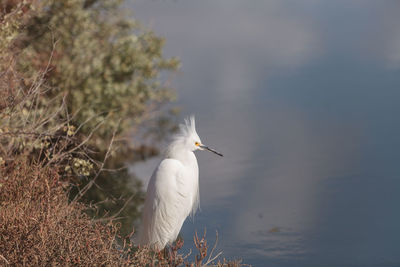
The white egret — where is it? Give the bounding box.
[138,116,223,250]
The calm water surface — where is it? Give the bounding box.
[130,1,400,266]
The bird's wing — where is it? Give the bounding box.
[139,158,191,249]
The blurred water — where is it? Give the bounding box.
[129,1,400,266]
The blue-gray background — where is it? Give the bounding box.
[129,1,400,266]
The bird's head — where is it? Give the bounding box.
[175,116,223,157]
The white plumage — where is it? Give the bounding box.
[138,116,222,250]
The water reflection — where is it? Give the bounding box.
[130,0,400,266]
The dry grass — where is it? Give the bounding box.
[0,158,128,266]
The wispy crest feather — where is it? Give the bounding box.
[174,115,196,140]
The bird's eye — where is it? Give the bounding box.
[195,142,200,146]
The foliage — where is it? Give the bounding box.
[9,0,181,232]
[18,0,180,149]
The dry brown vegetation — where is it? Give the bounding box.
[0,159,126,265]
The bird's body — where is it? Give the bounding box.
[139,156,199,250]
[138,116,222,250]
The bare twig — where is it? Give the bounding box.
[202,231,223,266]
[0,254,9,265]
[93,194,135,223]
[45,118,105,167]
[71,120,119,202]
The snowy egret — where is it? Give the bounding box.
[139,116,223,250]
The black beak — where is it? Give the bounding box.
[200,145,223,157]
